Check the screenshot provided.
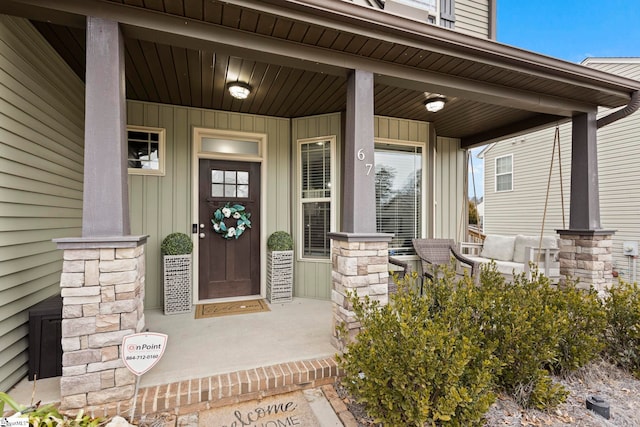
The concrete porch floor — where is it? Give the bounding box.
[9,297,338,407]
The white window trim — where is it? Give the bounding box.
[495,154,513,192]
[375,137,428,256]
[296,136,337,262]
[127,125,166,176]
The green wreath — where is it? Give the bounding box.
[212,202,252,239]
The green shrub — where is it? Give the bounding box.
[549,280,606,375]
[0,391,104,426]
[161,232,193,255]
[267,231,293,251]
[476,265,568,409]
[603,280,640,377]
[338,271,499,426]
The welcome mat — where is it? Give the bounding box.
[198,390,321,426]
[194,299,270,319]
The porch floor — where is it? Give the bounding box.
[9,297,337,407]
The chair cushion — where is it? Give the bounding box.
[480,235,516,262]
[513,235,558,263]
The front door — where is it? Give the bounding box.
[198,159,261,300]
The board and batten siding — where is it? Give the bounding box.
[291,113,342,300]
[127,100,290,309]
[0,16,84,391]
[483,58,640,281]
[454,0,491,38]
[434,137,467,241]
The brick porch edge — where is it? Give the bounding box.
[81,356,341,419]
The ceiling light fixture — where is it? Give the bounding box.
[227,82,251,100]
[425,96,446,113]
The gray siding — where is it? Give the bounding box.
[455,0,491,38]
[0,16,84,391]
[127,101,290,308]
[483,59,640,281]
[482,127,571,238]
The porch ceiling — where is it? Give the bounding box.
[5,0,640,147]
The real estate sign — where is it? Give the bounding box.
[121,332,168,376]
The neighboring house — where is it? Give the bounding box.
[481,57,640,282]
[1,0,638,411]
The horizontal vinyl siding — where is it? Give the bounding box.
[597,88,640,280]
[434,137,466,240]
[483,125,571,238]
[291,113,342,300]
[454,0,490,38]
[127,101,290,308]
[484,61,640,279]
[0,16,84,391]
[583,60,640,80]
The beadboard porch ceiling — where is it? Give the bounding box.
[3,0,639,147]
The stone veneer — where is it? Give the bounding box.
[54,236,147,410]
[557,230,614,292]
[328,233,392,350]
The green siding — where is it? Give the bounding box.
[127,101,290,308]
[435,137,466,241]
[0,16,84,391]
[291,113,342,300]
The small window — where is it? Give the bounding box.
[495,155,513,192]
[298,137,335,260]
[127,126,165,176]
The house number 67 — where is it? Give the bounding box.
[357,149,373,175]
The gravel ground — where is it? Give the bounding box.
[336,360,640,426]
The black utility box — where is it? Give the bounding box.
[28,294,63,380]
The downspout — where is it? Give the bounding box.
[597,90,640,128]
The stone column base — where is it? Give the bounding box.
[54,236,147,410]
[328,232,393,350]
[557,230,614,292]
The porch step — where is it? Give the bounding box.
[83,356,340,419]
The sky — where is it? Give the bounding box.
[468,0,640,200]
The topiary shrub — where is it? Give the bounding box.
[267,231,293,251]
[161,232,193,255]
[603,280,640,377]
[338,270,499,426]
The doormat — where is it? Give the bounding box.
[194,299,270,319]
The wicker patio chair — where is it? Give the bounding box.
[412,238,478,293]
[388,256,410,294]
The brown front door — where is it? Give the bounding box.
[198,159,261,300]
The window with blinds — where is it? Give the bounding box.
[375,143,424,255]
[495,154,513,192]
[299,139,333,259]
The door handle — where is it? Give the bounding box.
[199,233,206,239]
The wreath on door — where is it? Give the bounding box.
[212,202,252,239]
